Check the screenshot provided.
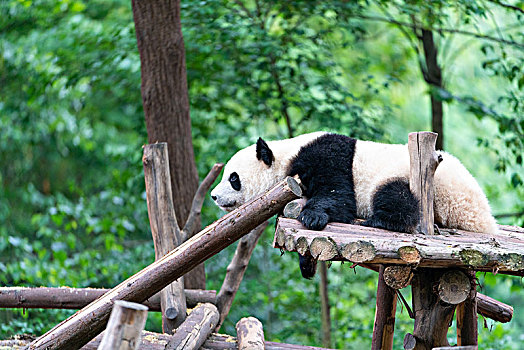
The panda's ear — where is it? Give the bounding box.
[256,137,274,167]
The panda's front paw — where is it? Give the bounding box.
[298,208,329,230]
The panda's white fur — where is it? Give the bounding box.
[211,132,497,234]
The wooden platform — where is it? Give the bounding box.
[0,332,336,350]
[274,217,524,276]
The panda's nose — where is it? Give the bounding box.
[211,195,217,201]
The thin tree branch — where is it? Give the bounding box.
[232,0,253,20]
[494,211,524,219]
[269,54,294,138]
[487,0,524,15]
[215,221,268,331]
[354,14,524,49]
[181,163,224,241]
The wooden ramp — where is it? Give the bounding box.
[275,217,524,276]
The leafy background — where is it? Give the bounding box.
[0,0,523,349]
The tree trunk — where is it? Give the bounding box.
[420,30,444,151]
[132,0,205,289]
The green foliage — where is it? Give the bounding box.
[0,0,523,348]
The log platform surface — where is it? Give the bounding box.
[0,332,337,350]
[274,217,524,275]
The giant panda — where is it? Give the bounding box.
[211,132,497,276]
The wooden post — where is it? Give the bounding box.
[408,132,440,235]
[97,300,148,350]
[456,271,478,346]
[216,222,268,331]
[143,143,187,332]
[371,265,397,350]
[165,303,219,350]
[27,177,301,350]
[236,317,265,350]
[319,261,332,348]
[407,132,479,349]
[408,132,454,350]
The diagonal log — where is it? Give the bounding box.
[215,222,268,331]
[27,177,301,350]
[165,303,219,350]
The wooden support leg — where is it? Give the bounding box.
[457,271,478,346]
[372,265,397,350]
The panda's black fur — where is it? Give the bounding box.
[287,134,419,278]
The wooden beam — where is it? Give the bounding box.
[143,143,186,331]
[456,270,478,346]
[165,303,219,350]
[476,293,512,323]
[371,265,397,350]
[2,332,338,350]
[0,287,215,311]
[27,177,301,350]
[275,217,524,276]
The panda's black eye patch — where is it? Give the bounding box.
[229,172,241,191]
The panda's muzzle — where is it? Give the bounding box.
[211,195,237,211]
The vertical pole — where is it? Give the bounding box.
[408,132,452,350]
[143,143,187,332]
[408,132,440,235]
[457,271,478,346]
[97,301,148,350]
[371,265,397,350]
[319,261,332,348]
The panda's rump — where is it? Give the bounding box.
[353,140,411,219]
[433,152,497,234]
[353,142,496,234]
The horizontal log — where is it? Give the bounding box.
[275,217,524,275]
[0,287,215,311]
[0,332,337,350]
[477,293,513,323]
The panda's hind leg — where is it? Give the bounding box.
[362,178,419,233]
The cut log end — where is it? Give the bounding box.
[296,237,309,256]
[398,246,421,264]
[342,240,376,263]
[438,270,471,305]
[383,266,413,290]
[275,228,286,247]
[285,177,303,197]
[283,199,307,219]
[310,237,338,261]
[285,235,296,251]
[403,332,416,350]
[165,307,178,320]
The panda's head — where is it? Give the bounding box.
[211,137,278,211]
